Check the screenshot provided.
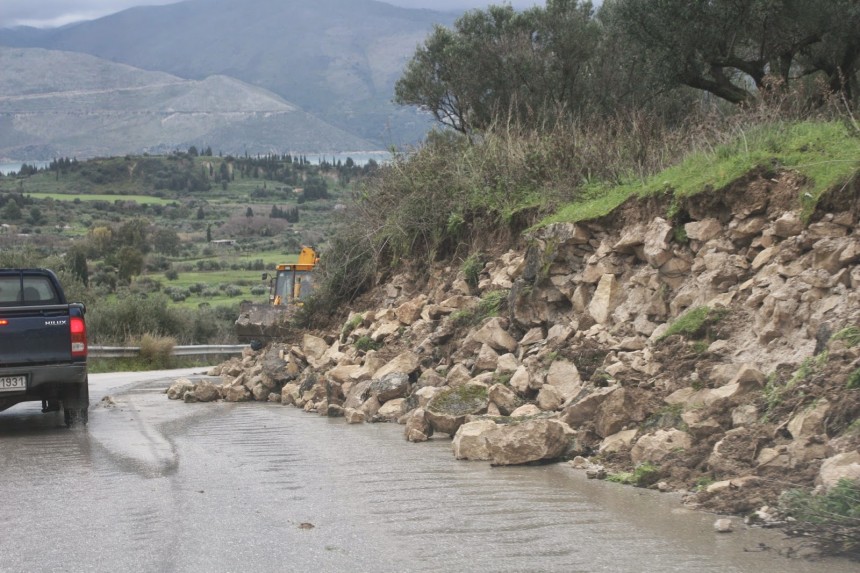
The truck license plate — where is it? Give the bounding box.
[0,375,27,392]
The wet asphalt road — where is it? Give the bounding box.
[1,369,858,573]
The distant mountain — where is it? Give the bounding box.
[0,48,375,160]
[0,0,455,151]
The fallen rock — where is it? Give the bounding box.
[405,408,434,442]
[630,429,693,465]
[426,385,489,436]
[786,399,830,440]
[370,372,411,403]
[544,359,582,403]
[599,429,638,454]
[452,419,498,460]
[376,398,407,421]
[472,317,518,353]
[167,378,195,400]
[485,419,572,465]
[509,404,542,417]
[488,383,522,416]
[344,408,366,424]
[816,451,860,491]
[223,384,252,402]
[373,351,420,379]
[191,381,221,402]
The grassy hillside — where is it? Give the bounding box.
[540,122,860,227]
[311,115,860,314]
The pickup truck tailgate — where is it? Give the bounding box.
[0,308,72,365]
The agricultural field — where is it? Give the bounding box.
[0,151,376,344]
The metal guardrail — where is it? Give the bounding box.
[89,345,246,358]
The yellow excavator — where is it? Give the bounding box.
[235,246,319,345]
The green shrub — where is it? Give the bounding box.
[780,479,860,556]
[658,306,727,342]
[607,463,660,487]
[461,252,484,290]
[847,368,860,390]
[137,333,176,369]
[340,313,365,340]
[833,326,860,348]
[354,336,381,352]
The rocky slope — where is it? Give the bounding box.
[169,167,860,549]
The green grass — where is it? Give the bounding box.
[606,463,660,487]
[538,121,860,227]
[23,192,178,205]
[847,368,860,390]
[657,306,727,342]
[833,326,860,348]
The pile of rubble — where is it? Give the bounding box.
[169,169,860,521]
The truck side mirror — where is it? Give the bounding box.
[261,273,268,281]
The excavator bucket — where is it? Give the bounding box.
[234,302,294,343]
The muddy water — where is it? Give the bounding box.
[1,372,857,573]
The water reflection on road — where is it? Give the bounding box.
[1,371,856,573]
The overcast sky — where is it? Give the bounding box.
[1,0,543,28]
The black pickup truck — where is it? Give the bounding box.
[0,269,89,426]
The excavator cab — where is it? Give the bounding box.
[271,246,319,305]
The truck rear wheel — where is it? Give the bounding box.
[64,406,88,427]
[63,378,89,427]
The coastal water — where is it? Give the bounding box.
[0,161,50,175]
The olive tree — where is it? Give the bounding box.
[605,0,860,105]
[394,1,603,133]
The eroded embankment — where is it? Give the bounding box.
[170,167,860,554]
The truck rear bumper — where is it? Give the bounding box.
[0,363,87,412]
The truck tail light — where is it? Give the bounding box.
[70,316,87,358]
[0,319,7,326]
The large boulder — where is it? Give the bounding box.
[588,274,619,324]
[223,384,252,402]
[544,360,582,403]
[787,399,830,439]
[488,383,522,416]
[594,387,649,437]
[370,372,411,403]
[344,408,366,424]
[560,386,618,428]
[376,398,407,421]
[327,364,363,385]
[485,419,572,465]
[536,385,564,411]
[302,334,330,365]
[167,378,195,400]
[373,351,421,379]
[509,365,532,394]
[816,451,860,491]
[191,381,221,402]
[426,386,489,436]
[599,429,638,454]
[452,419,498,460]
[396,296,427,325]
[472,317,518,353]
[630,429,693,465]
[405,408,434,442]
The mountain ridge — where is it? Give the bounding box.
[0,0,455,151]
[0,47,375,160]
